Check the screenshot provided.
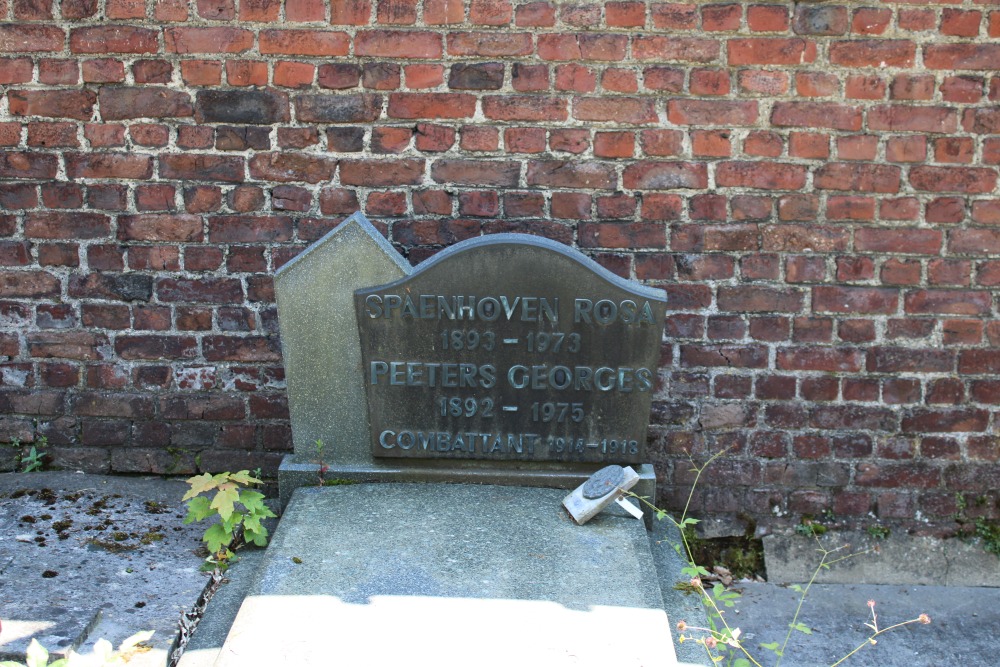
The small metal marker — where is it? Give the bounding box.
[582,465,626,499]
[562,465,641,525]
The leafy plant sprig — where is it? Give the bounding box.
[182,470,276,569]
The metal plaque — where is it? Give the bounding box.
[354,234,667,464]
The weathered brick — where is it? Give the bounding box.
[340,159,425,186]
[388,93,476,119]
[716,161,807,190]
[355,30,442,58]
[527,161,616,189]
[813,286,898,314]
[25,212,109,239]
[100,87,193,120]
[924,44,1000,70]
[868,105,958,133]
[905,289,992,315]
[156,277,242,303]
[728,38,816,65]
[814,163,901,194]
[259,29,349,56]
[118,214,202,242]
[8,90,97,121]
[70,26,158,53]
[294,94,381,123]
[65,154,153,180]
[772,102,862,131]
[0,153,59,179]
[165,27,253,53]
[196,89,289,124]
[431,159,520,186]
[633,36,719,63]
[829,40,915,68]
[0,25,65,52]
[247,152,336,183]
[208,216,292,242]
[622,162,707,190]
[910,166,996,194]
[483,96,568,122]
[160,155,244,183]
[718,286,802,313]
[203,335,281,361]
[667,99,757,126]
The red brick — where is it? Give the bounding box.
[329,0,369,23]
[623,161,707,190]
[165,27,253,53]
[161,154,244,182]
[0,58,32,84]
[401,64,442,90]
[601,68,638,93]
[771,101,862,131]
[424,0,463,24]
[942,76,984,103]
[640,130,683,157]
[885,135,926,163]
[795,71,838,97]
[579,222,665,249]
[716,161,806,190]
[814,163,901,194]
[703,3,741,31]
[8,90,97,121]
[633,36,719,63]
[62,0,97,18]
[788,132,829,159]
[470,0,511,25]
[868,105,958,133]
[891,74,935,101]
[743,131,782,157]
[389,93,476,119]
[606,1,645,27]
[924,44,1000,70]
[643,67,684,92]
[667,99,756,126]
[25,212,109,239]
[905,289,992,316]
[377,0,417,23]
[462,126,500,151]
[118,214,201,242]
[554,64,596,93]
[483,96,568,122]
[68,26,157,53]
[260,30,349,56]
[447,32,532,57]
[845,74,885,100]
[241,0,280,20]
[651,3,696,29]
[762,224,848,252]
[829,40,915,68]
[718,286,802,313]
[528,160,616,189]
[273,61,315,88]
[356,30,442,58]
[910,166,996,194]
[573,97,657,124]
[0,25,64,52]
[340,158,425,186]
[728,38,816,65]
[227,60,268,87]
[903,409,989,434]
[99,87,193,120]
[964,108,1000,135]
[778,347,864,372]
[505,127,546,154]
[852,7,891,35]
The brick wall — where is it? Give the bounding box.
[1,0,998,532]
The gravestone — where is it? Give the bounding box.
[276,215,667,510]
[180,215,691,667]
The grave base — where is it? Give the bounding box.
[278,453,658,523]
[208,483,681,666]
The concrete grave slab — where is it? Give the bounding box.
[214,483,680,666]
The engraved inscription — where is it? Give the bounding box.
[355,235,667,464]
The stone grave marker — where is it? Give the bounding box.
[276,215,667,511]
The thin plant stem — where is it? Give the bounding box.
[829,619,926,667]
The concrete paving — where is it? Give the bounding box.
[0,472,207,666]
[213,483,678,667]
[2,472,998,667]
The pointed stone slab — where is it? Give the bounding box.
[214,484,678,666]
[274,213,411,464]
